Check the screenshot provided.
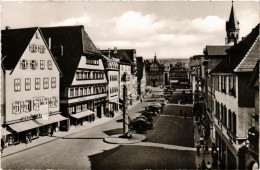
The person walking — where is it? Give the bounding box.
[180,109,183,116]
[206,161,212,170]
[196,142,201,156]
[1,138,5,153]
[201,159,206,170]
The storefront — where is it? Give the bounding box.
[8,120,41,144]
[70,110,95,126]
[33,114,70,135]
[1,127,12,147]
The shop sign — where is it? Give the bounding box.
[40,104,49,120]
[20,113,42,121]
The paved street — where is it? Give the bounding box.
[2,87,196,169]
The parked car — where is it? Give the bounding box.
[142,111,157,117]
[136,115,153,122]
[129,117,153,133]
[147,105,161,114]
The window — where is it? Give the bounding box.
[43,78,49,89]
[82,103,87,111]
[25,78,31,91]
[76,105,81,113]
[14,79,21,91]
[24,100,31,112]
[33,99,40,111]
[38,45,45,53]
[29,44,37,53]
[75,88,78,97]
[76,72,80,79]
[51,77,56,88]
[70,88,74,97]
[30,60,38,69]
[49,96,58,108]
[12,101,21,114]
[47,60,52,70]
[233,112,236,134]
[80,88,83,96]
[40,60,45,69]
[84,87,87,95]
[68,106,75,114]
[228,110,232,130]
[20,59,28,69]
[36,32,39,39]
[35,78,40,90]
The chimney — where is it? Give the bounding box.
[48,37,51,50]
[108,48,111,58]
[114,47,117,54]
[5,26,10,30]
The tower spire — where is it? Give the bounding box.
[154,52,157,61]
[226,1,240,45]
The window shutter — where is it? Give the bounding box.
[12,102,16,114]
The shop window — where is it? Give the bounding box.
[12,101,21,114]
[25,78,31,91]
[68,106,75,114]
[51,77,56,88]
[14,79,21,91]
[82,103,87,111]
[76,105,82,113]
[47,60,52,70]
[30,60,38,70]
[20,59,28,69]
[40,60,45,70]
[43,78,49,89]
[35,78,40,90]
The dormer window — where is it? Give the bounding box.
[30,60,38,70]
[20,59,28,69]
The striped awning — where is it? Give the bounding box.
[70,110,95,119]
[9,120,41,133]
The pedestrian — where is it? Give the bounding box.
[204,142,209,154]
[180,109,183,116]
[200,135,204,145]
[196,142,201,156]
[198,164,201,170]
[1,138,4,153]
[50,128,54,137]
[206,161,212,170]
[28,131,32,143]
[201,159,206,170]
[184,112,187,119]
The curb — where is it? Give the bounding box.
[103,134,147,144]
[1,112,123,158]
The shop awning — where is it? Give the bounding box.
[34,114,69,126]
[49,114,68,122]
[70,110,95,119]
[2,128,12,136]
[9,120,40,133]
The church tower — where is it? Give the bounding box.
[225,1,240,45]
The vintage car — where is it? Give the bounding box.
[136,115,153,122]
[129,117,153,133]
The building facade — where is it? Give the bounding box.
[1,27,68,145]
[145,54,166,86]
[41,25,108,126]
[210,24,259,169]
[136,56,147,96]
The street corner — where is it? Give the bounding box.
[103,134,147,144]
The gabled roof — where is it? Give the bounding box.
[1,27,62,75]
[41,25,102,85]
[235,36,259,72]
[1,27,38,70]
[211,24,259,74]
[248,60,259,88]
[100,49,134,65]
[204,45,231,56]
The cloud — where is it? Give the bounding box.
[50,15,91,27]
[192,16,225,33]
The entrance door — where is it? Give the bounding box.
[97,106,102,118]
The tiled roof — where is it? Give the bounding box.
[248,60,259,88]
[41,25,101,85]
[211,24,259,74]
[234,36,259,72]
[1,27,38,70]
[100,49,134,65]
[205,45,231,56]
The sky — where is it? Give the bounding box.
[1,1,259,59]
